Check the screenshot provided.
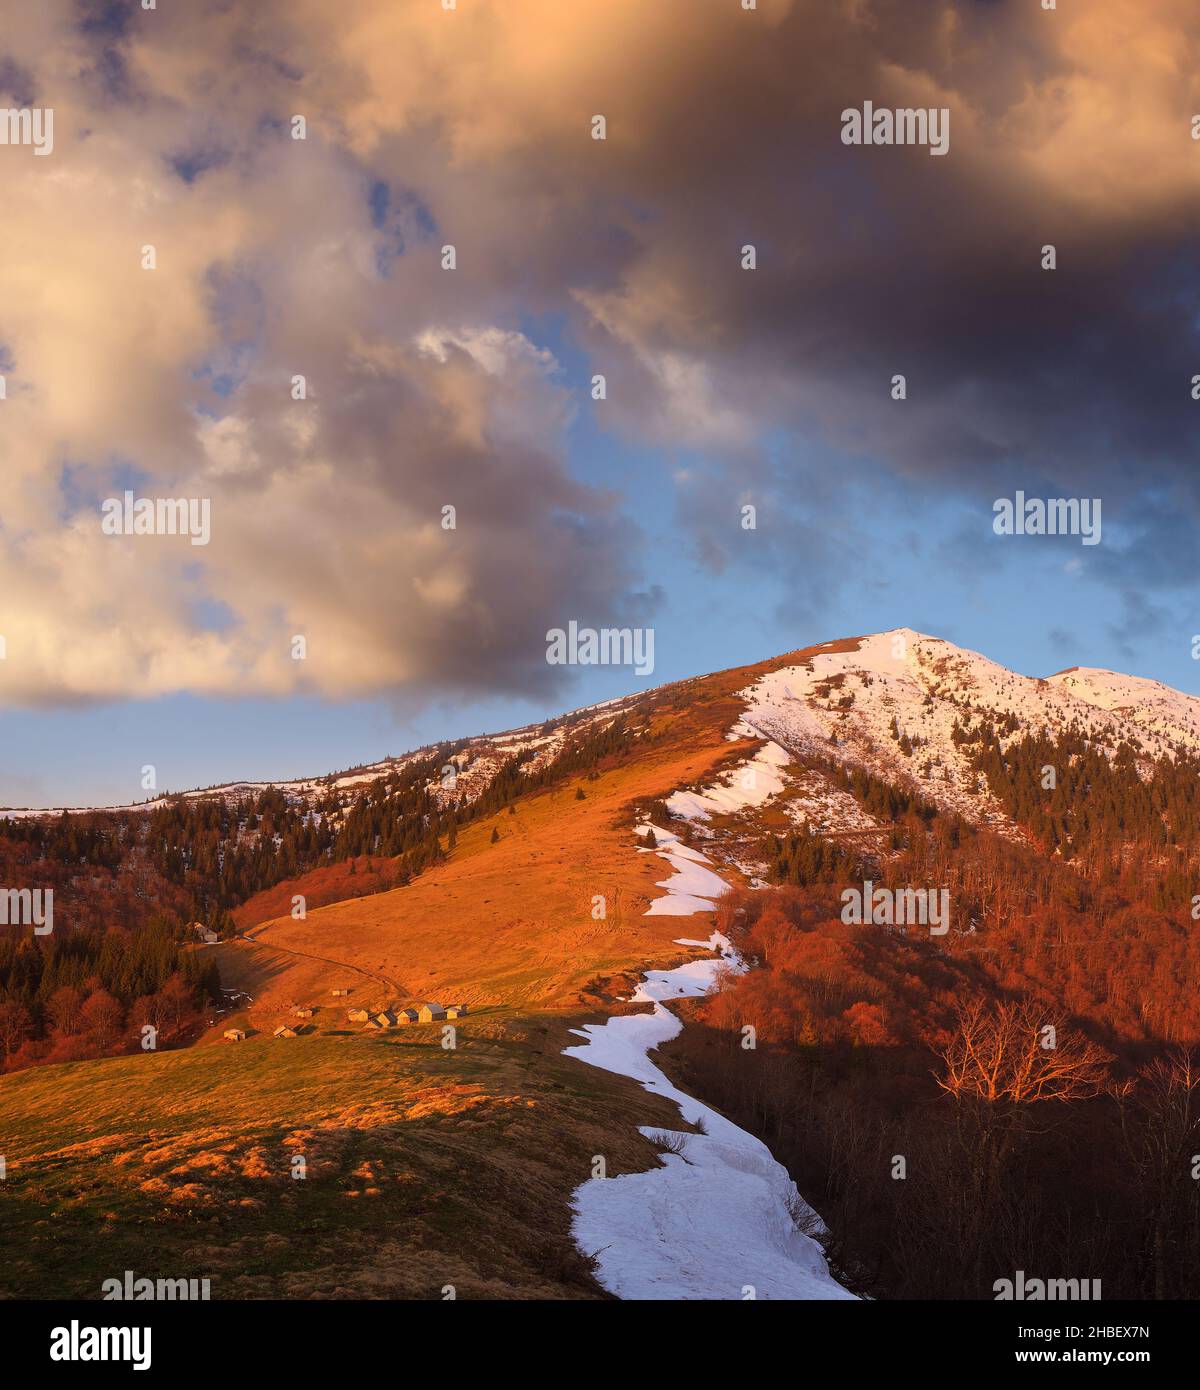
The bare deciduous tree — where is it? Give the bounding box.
[936,998,1108,1106]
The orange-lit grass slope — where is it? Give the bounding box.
[215,661,790,1024]
[212,643,848,1026]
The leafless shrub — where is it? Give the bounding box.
[647,1129,688,1156]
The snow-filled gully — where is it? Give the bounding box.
[563,814,854,1300]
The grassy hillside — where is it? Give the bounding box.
[212,668,768,1023]
[0,1009,691,1300]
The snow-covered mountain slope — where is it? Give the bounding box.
[733,629,1200,837]
[1046,666,1200,751]
[11,628,1200,847]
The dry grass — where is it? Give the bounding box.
[0,1013,690,1300]
[214,680,765,1024]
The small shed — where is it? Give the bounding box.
[223,1028,246,1041]
[294,1007,314,1018]
[348,1007,370,1022]
[417,1003,447,1023]
[396,1008,419,1025]
[331,988,350,997]
[274,1025,296,1038]
[373,1010,398,1028]
[445,1004,468,1020]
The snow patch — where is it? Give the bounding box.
[564,926,853,1300]
[636,821,729,915]
[666,726,793,821]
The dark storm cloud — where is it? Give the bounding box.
[512,0,1200,624]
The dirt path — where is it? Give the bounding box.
[238,919,404,995]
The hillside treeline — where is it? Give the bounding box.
[0,917,220,1070]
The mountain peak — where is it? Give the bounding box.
[733,628,1200,835]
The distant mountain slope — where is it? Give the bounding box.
[10,625,1200,972]
[9,629,1200,836]
[0,695,649,824]
[1047,664,1200,749]
[736,629,1200,837]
